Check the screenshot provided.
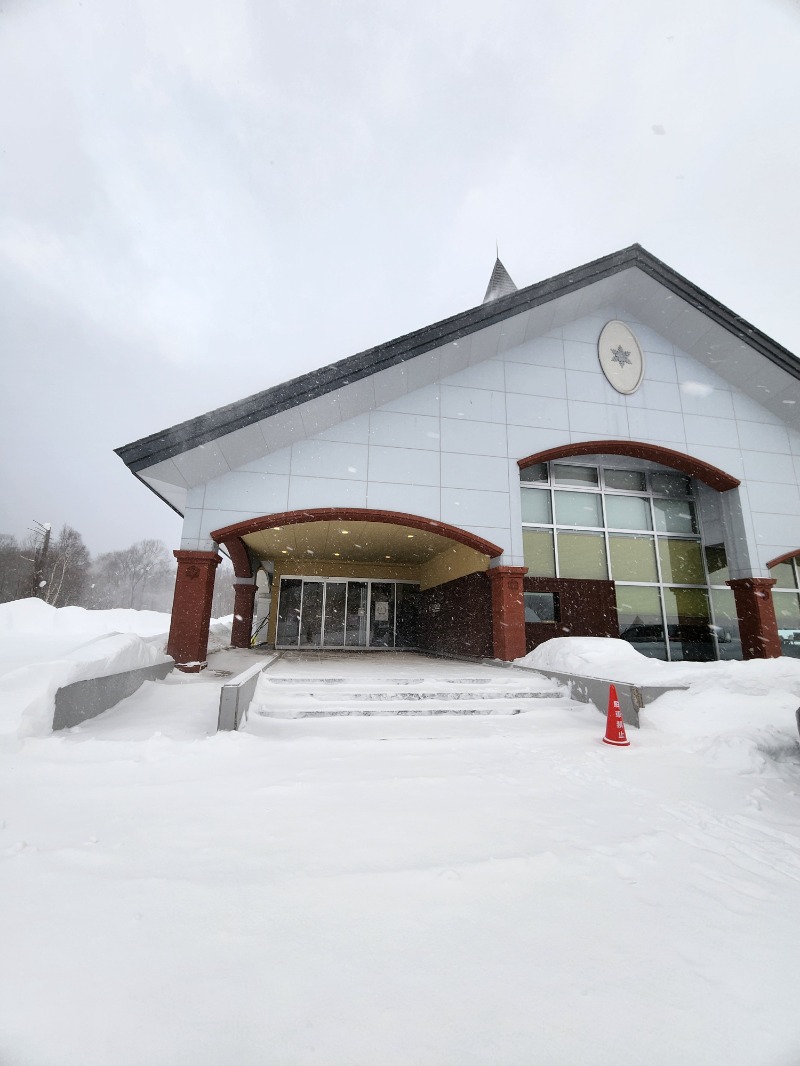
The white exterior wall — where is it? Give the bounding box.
[181,306,800,577]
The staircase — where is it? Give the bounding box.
[246,665,565,721]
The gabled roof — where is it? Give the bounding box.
[116,243,800,479]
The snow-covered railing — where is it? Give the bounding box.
[217,655,279,731]
[511,666,687,728]
[53,660,174,730]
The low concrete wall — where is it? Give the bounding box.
[517,667,686,729]
[53,660,174,731]
[218,655,279,731]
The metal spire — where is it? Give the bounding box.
[483,255,517,303]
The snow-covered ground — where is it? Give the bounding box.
[1,604,800,1065]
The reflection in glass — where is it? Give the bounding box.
[323,582,347,646]
[651,472,691,497]
[663,586,714,661]
[704,543,729,584]
[658,538,705,584]
[557,532,608,579]
[616,585,666,660]
[553,464,599,487]
[345,579,369,643]
[520,488,551,524]
[555,490,602,527]
[605,494,652,531]
[605,469,646,492]
[709,589,741,660]
[520,462,548,484]
[524,592,557,623]
[345,581,369,647]
[609,534,657,582]
[276,578,302,647]
[523,530,555,577]
[654,498,697,535]
[771,561,797,589]
[299,581,324,646]
[369,583,395,647]
[774,591,800,658]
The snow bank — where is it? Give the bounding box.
[519,636,800,773]
[0,599,173,740]
[0,597,173,637]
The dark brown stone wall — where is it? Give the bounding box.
[523,577,619,652]
[417,572,493,658]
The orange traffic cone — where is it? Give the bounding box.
[602,684,630,746]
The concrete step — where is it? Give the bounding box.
[249,701,551,719]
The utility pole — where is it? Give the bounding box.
[30,521,51,599]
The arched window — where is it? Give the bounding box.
[520,459,740,662]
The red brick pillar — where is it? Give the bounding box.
[488,566,528,661]
[726,577,781,659]
[231,581,257,648]
[167,550,221,672]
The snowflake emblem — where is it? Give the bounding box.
[610,344,632,368]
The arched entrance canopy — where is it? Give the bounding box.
[211,508,504,578]
[517,440,741,493]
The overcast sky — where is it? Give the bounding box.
[2,0,800,555]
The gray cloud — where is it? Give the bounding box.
[1,0,799,552]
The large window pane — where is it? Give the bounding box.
[704,543,729,585]
[554,490,602,527]
[658,539,705,584]
[651,472,691,497]
[323,582,347,646]
[521,487,552,524]
[609,534,658,582]
[524,592,557,623]
[520,462,548,484]
[523,530,555,577]
[616,586,667,660]
[299,581,324,646]
[709,589,741,660]
[553,464,598,488]
[775,591,800,656]
[773,591,800,636]
[345,581,369,647]
[664,587,714,661]
[370,583,395,647]
[605,469,647,492]
[276,578,302,646]
[771,561,797,589]
[557,532,608,579]
[605,494,652,531]
[654,498,698,534]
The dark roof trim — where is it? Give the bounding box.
[116,244,799,473]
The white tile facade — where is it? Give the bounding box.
[176,307,800,577]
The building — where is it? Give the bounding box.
[116,245,800,670]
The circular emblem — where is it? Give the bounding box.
[598,320,645,394]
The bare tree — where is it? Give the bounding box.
[43,525,91,606]
[93,540,174,610]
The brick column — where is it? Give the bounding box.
[231,580,257,648]
[726,577,781,659]
[167,550,221,672]
[488,566,528,661]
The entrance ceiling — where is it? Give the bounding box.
[242,520,469,566]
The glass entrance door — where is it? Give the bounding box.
[276,577,419,649]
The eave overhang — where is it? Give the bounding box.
[116,243,800,493]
